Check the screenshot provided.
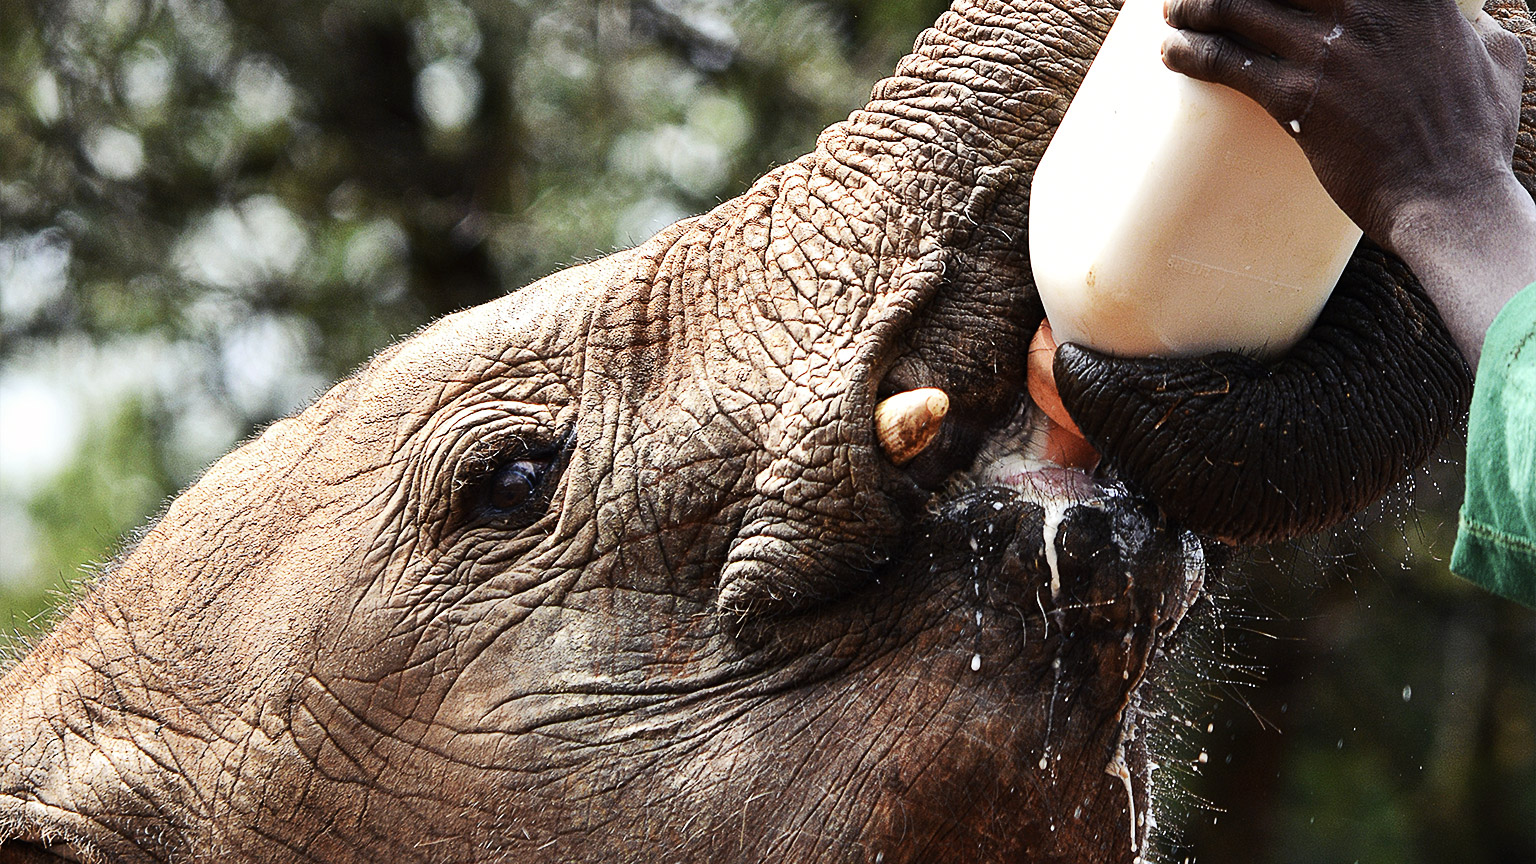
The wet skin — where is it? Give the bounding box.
[3,0,1533,861]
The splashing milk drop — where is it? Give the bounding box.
[1041,499,1070,601]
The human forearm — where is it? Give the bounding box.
[1385,174,1536,368]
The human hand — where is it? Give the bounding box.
[1159,0,1536,365]
[1158,0,1526,248]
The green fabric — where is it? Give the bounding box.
[1451,283,1536,608]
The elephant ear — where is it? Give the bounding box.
[1052,0,1536,546]
[1054,245,1469,544]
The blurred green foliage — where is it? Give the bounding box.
[1173,464,1536,864]
[0,0,1531,862]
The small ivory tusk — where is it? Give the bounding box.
[875,388,950,466]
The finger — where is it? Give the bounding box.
[1476,15,1528,84]
[1471,14,1529,150]
[1161,28,1304,122]
[1277,0,1333,16]
[1164,0,1321,59]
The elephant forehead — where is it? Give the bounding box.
[586,182,928,392]
[349,262,604,424]
[123,259,616,588]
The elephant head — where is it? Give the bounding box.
[3,1,1532,862]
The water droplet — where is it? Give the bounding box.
[1197,751,1208,763]
[1402,685,1412,702]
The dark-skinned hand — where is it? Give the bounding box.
[1047,0,1536,544]
[1161,0,1525,249]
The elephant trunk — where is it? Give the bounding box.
[1053,245,1472,545]
[1052,0,1534,546]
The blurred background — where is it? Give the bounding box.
[0,0,1530,860]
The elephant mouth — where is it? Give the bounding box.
[0,839,85,862]
[970,395,1208,617]
[978,391,1206,596]
[884,395,1211,859]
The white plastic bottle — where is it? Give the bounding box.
[1029,0,1487,359]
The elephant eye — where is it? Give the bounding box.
[486,457,552,514]
[449,429,573,533]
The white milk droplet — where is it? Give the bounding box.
[1289,119,1302,134]
[1042,500,1068,601]
[971,653,982,672]
[1107,746,1138,854]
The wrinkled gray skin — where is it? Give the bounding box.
[3,1,1532,862]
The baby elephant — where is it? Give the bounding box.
[5,0,1527,860]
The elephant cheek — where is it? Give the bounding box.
[716,454,902,619]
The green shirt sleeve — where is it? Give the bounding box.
[1451,283,1536,608]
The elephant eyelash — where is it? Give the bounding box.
[452,431,574,531]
